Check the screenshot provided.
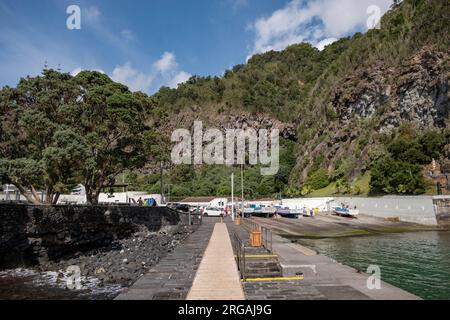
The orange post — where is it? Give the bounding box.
[250,230,262,247]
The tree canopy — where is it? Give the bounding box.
[0,69,157,204]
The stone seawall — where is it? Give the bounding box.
[0,203,180,269]
[432,197,450,228]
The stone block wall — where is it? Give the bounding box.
[0,203,180,269]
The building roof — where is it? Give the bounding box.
[180,196,233,203]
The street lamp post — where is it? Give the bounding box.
[241,164,244,213]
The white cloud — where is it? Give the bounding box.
[111,62,153,92]
[70,67,105,76]
[153,52,177,73]
[319,0,391,37]
[251,0,321,53]
[167,71,192,88]
[109,52,191,93]
[120,29,136,42]
[249,0,392,55]
[70,68,82,77]
[315,37,337,51]
[85,6,101,22]
[152,52,191,89]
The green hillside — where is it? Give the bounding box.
[148,0,449,198]
[1,0,449,201]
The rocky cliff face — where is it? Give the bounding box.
[292,47,449,185]
[334,47,449,131]
[163,109,297,140]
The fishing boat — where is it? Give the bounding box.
[248,204,276,218]
[274,206,302,219]
[333,206,359,218]
[242,207,254,218]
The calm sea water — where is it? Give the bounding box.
[299,231,450,300]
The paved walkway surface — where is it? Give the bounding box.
[116,216,420,300]
[187,223,245,300]
[269,233,420,300]
[231,218,420,300]
[115,219,217,300]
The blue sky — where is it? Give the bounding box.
[0,0,392,94]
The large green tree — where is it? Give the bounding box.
[0,70,83,204]
[0,69,158,204]
[67,71,156,204]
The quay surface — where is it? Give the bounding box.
[249,233,420,300]
[187,223,245,300]
[117,216,420,300]
[251,213,435,239]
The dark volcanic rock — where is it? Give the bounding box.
[36,224,197,287]
[0,203,181,269]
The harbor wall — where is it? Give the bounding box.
[331,197,438,226]
[432,197,450,228]
[282,196,440,226]
[0,203,180,269]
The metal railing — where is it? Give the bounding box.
[232,231,246,281]
[242,217,260,232]
[178,209,203,226]
[261,226,273,252]
[241,217,273,253]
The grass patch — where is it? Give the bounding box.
[308,171,371,197]
[351,171,371,196]
[309,183,337,197]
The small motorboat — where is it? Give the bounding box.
[249,204,276,218]
[274,206,302,219]
[333,206,359,218]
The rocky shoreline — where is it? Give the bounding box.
[0,223,198,299]
[37,223,198,287]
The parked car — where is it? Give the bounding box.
[203,207,222,217]
[175,204,190,213]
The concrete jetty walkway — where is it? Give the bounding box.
[115,219,217,300]
[117,216,420,300]
[187,223,245,300]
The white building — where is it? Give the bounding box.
[281,197,334,212]
[178,197,230,209]
[57,192,164,205]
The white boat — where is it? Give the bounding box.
[333,206,359,217]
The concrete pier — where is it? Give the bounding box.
[117,216,421,300]
[115,218,218,300]
[187,223,245,300]
[254,233,420,300]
